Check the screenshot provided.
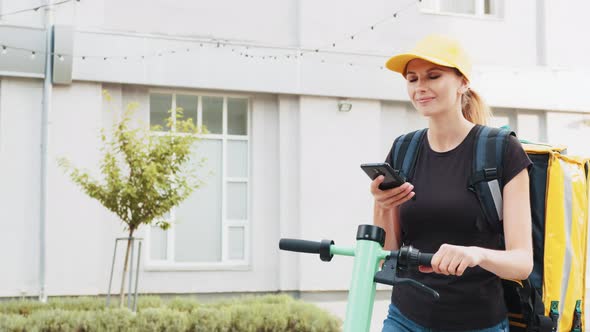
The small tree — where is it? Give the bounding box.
[59,91,205,307]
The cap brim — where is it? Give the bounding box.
[385,53,456,77]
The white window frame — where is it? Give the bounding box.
[144,89,251,271]
[420,0,504,19]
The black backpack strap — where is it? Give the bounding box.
[533,287,554,332]
[468,125,515,233]
[391,129,427,182]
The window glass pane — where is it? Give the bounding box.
[484,0,500,15]
[439,0,475,14]
[228,98,248,135]
[228,227,245,260]
[203,96,223,134]
[150,225,167,260]
[227,182,247,220]
[150,93,172,131]
[174,139,223,262]
[227,140,248,178]
[176,95,198,126]
[484,0,492,14]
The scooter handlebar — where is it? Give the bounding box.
[418,253,434,267]
[279,239,321,254]
[279,238,335,261]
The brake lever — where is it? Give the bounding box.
[374,246,439,300]
[395,277,440,300]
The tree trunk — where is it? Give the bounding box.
[119,228,135,308]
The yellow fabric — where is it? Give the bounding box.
[522,143,566,154]
[542,152,588,332]
[385,34,472,80]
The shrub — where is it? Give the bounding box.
[0,295,342,332]
[0,314,27,332]
[135,308,189,332]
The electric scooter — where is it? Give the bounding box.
[279,224,439,332]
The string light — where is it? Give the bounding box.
[0,0,77,19]
[235,0,418,61]
[0,0,419,70]
[0,41,390,70]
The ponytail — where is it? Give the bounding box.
[462,88,491,125]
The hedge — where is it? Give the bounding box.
[0,294,341,332]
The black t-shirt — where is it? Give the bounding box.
[385,125,532,330]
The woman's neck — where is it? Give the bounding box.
[427,112,475,152]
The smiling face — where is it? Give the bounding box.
[405,58,468,119]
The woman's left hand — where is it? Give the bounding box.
[419,244,485,276]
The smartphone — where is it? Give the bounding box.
[360,162,406,190]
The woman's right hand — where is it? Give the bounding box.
[370,175,415,210]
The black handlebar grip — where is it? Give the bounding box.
[279,239,322,254]
[418,253,434,267]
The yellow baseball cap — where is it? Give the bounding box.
[385,34,472,81]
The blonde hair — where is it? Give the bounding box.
[461,89,491,125]
[451,68,491,125]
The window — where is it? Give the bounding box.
[420,0,503,18]
[147,91,250,269]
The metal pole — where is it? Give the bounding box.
[133,241,142,312]
[127,237,135,309]
[39,0,54,303]
[106,239,119,307]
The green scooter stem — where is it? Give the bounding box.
[334,240,390,332]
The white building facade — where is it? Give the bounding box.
[1,0,589,329]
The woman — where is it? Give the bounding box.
[373,34,533,331]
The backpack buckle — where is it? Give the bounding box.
[549,301,559,331]
[468,168,499,188]
[484,168,498,180]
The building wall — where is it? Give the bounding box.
[0,81,588,294]
[0,78,43,296]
